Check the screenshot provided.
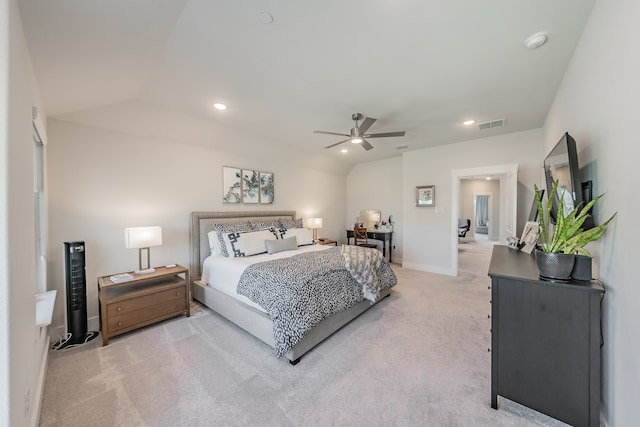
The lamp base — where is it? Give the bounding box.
[134,268,156,275]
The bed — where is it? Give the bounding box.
[189,211,396,364]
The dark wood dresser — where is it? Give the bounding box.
[488,245,604,427]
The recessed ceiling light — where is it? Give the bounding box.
[486,176,492,180]
[213,103,227,111]
[463,120,475,126]
[524,32,548,49]
[341,149,348,153]
[351,137,363,144]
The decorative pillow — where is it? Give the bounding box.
[279,218,303,229]
[215,221,253,257]
[283,227,314,246]
[265,236,298,254]
[207,230,224,256]
[272,227,287,240]
[250,219,281,230]
[222,229,278,258]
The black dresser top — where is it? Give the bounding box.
[488,245,605,293]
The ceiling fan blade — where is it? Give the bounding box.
[314,130,350,137]
[365,131,406,138]
[324,139,350,149]
[360,139,374,151]
[358,117,377,134]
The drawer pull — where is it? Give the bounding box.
[176,291,181,296]
[117,307,122,311]
[117,322,123,326]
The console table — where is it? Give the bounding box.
[346,229,393,263]
[488,245,604,427]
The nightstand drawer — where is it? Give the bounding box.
[107,285,186,317]
[108,296,187,333]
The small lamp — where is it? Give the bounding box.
[304,217,323,242]
[125,226,162,274]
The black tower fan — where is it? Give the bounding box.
[54,241,98,349]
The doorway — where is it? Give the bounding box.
[451,164,518,275]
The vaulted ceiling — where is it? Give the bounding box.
[18,0,595,166]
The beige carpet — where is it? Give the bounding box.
[39,241,568,426]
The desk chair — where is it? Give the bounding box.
[354,227,378,249]
[458,218,471,241]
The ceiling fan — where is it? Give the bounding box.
[313,113,406,151]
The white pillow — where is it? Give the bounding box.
[283,227,314,246]
[222,229,278,258]
[266,236,298,254]
[207,230,223,256]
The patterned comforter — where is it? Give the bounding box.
[237,246,396,357]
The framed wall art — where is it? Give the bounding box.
[259,172,274,204]
[222,166,241,203]
[242,169,260,204]
[416,185,435,207]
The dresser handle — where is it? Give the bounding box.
[117,307,122,311]
[176,291,181,296]
[117,322,122,326]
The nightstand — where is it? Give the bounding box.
[97,265,190,346]
[317,239,338,246]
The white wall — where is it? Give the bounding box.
[0,0,9,420]
[346,157,403,263]
[46,119,347,337]
[1,0,51,425]
[543,0,639,424]
[402,129,542,275]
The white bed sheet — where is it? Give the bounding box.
[201,244,333,313]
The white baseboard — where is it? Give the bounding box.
[31,334,50,427]
[88,315,99,332]
[402,262,456,276]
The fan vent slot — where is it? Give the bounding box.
[478,119,505,130]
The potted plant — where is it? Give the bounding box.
[534,180,616,281]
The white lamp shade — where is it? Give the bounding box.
[304,217,323,229]
[125,226,162,249]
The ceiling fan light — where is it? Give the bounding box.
[351,137,363,144]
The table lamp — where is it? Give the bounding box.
[304,217,323,242]
[125,226,162,274]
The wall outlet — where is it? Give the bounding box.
[24,388,30,418]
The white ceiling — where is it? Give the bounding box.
[18,0,595,167]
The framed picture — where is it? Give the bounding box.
[242,169,260,204]
[259,172,274,204]
[416,185,435,207]
[222,166,241,203]
[519,221,539,254]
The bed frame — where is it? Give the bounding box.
[189,211,391,364]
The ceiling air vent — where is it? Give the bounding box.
[478,118,505,130]
[394,144,409,150]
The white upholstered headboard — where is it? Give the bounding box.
[189,211,296,281]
